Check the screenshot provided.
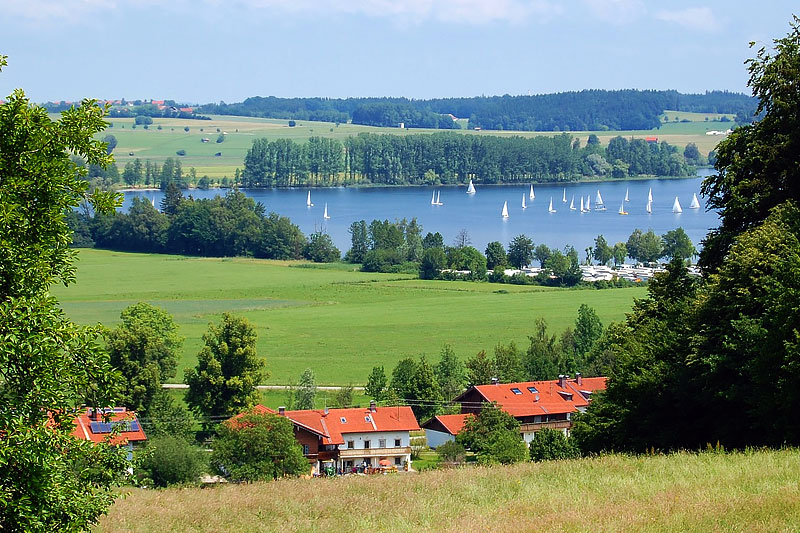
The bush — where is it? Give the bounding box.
[139,436,207,487]
[529,428,580,462]
[135,115,153,125]
[436,440,466,464]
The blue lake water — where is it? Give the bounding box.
[122,169,720,256]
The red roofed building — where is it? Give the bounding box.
[71,407,147,460]
[423,374,606,447]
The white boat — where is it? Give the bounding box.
[548,197,556,213]
[580,196,585,212]
[307,190,313,207]
[436,190,443,206]
[646,199,652,214]
[570,195,576,211]
[689,193,700,209]
[529,184,535,200]
[648,187,653,203]
[501,201,509,218]
[562,188,567,203]
[466,179,476,194]
[625,188,630,202]
[431,191,436,205]
[618,200,628,215]
[151,197,155,207]
[522,194,527,209]
[595,189,606,210]
[672,196,683,213]
[586,195,591,211]
[323,203,330,219]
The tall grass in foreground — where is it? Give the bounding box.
[99,449,800,532]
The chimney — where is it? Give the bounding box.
[324,407,329,416]
[278,406,285,416]
[558,374,567,388]
[534,394,539,402]
[575,372,583,386]
[491,377,499,385]
[369,400,377,412]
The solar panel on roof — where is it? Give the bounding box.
[90,421,102,433]
[129,421,140,431]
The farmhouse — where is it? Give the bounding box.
[71,407,147,460]
[422,374,606,447]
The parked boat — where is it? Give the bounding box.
[466,179,476,194]
[548,197,556,213]
[689,193,700,209]
[323,203,330,219]
[672,196,683,213]
[307,190,313,207]
[501,201,509,218]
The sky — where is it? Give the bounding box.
[0,1,796,103]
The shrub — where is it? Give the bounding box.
[139,436,207,487]
[529,428,580,462]
[436,440,466,464]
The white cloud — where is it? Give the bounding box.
[655,7,721,32]
[581,0,645,25]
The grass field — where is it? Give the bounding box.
[53,249,645,386]
[99,113,726,180]
[98,449,800,532]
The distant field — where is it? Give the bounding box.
[97,114,726,179]
[53,250,645,385]
[98,449,800,532]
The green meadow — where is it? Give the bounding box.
[101,113,725,180]
[54,249,645,386]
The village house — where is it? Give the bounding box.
[71,407,147,461]
[247,401,420,475]
[422,374,606,447]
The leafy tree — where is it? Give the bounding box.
[407,356,442,422]
[160,181,183,216]
[0,57,128,532]
[303,231,340,262]
[465,350,495,386]
[142,390,196,441]
[683,142,701,164]
[493,341,525,383]
[107,302,183,416]
[529,428,580,462]
[184,314,265,431]
[347,220,369,263]
[390,357,418,400]
[422,231,444,250]
[484,241,507,270]
[365,366,388,401]
[139,436,207,487]
[332,384,354,408]
[419,247,447,279]
[135,115,153,125]
[626,228,644,263]
[405,217,424,261]
[435,344,466,401]
[661,227,696,261]
[639,229,664,263]
[612,242,627,267]
[507,234,534,268]
[102,133,117,154]
[210,410,308,482]
[533,243,552,267]
[592,235,613,265]
[456,403,527,465]
[573,304,603,359]
[524,319,559,380]
[436,440,466,463]
[295,368,317,410]
[583,322,629,377]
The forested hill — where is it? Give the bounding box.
[197,90,756,131]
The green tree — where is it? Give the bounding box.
[184,314,265,431]
[626,228,643,263]
[419,247,447,279]
[529,428,580,462]
[592,235,613,265]
[139,436,207,487]
[436,440,466,463]
[524,319,559,380]
[303,231,340,262]
[435,344,466,401]
[484,241,507,270]
[332,384,354,408]
[365,366,388,402]
[390,357,418,400]
[683,142,701,164]
[295,368,317,410]
[422,231,444,250]
[210,410,308,482]
[0,56,129,531]
[160,181,183,216]
[465,350,495,386]
[347,220,369,263]
[573,304,603,359]
[612,242,627,267]
[456,403,528,465]
[407,356,442,422]
[493,341,525,383]
[639,229,664,263]
[142,391,196,441]
[507,234,534,268]
[661,227,696,261]
[533,243,552,267]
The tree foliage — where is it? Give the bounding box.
[365,366,388,402]
[529,428,580,462]
[456,403,528,465]
[139,436,207,487]
[295,368,317,410]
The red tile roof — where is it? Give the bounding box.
[427,413,473,435]
[71,408,147,445]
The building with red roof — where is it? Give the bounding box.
[71,407,147,460]
[422,374,606,447]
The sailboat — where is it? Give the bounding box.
[586,195,591,211]
[501,201,509,218]
[436,190,443,206]
[595,189,606,211]
[431,191,437,205]
[570,195,576,211]
[672,196,683,213]
[323,203,330,219]
[648,187,653,204]
[625,188,630,202]
[562,188,567,203]
[306,190,313,207]
[522,194,527,209]
[548,197,556,213]
[646,199,652,214]
[466,179,476,194]
[618,200,628,215]
[580,196,585,212]
[689,193,700,209]
[529,184,535,200]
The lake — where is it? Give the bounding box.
[122,170,720,256]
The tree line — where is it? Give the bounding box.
[197,90,756,131]
[242,132,695,188]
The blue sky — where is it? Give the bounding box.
[0,1,796,103]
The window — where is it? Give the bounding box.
[394,438,401,447]
[379,439,386,448]
[347,440,354,449]
[340,417,347,423]
[364,440,370,449]
[365,416,371,422]
[302,445,310,455]
[395,457,402,466]
[527,386,539,394]
[511,387,522,395]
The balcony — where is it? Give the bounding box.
[519,420,571,433]
[338,446,412,459]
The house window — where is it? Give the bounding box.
[303,445,310,455]
[394,438,401,447]
[511,387,522,395]
[527,386,539,394]
[347,440,354,449]
[364,440,370,449]
[395,457,402,465]
[379,439,386,448]
[340,417,347,423]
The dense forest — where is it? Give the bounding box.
[240,132,694,188]
[197,90,756,131]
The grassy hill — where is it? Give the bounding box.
[98,449,800,532]
[52,249,645,385]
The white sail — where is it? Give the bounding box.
[436,190,442,205]
[690,193,700,209]
[625,188,630,202]
[323,203,330,219]
[562,188,567,203]
[580,196,585,212]
[648,187,653,203]
[586,195,591,211]
[522,194,527,209]
[501,201,509,218]
[570,195,576,210]
[595,189,604,205]
[307,190,313,207]
[646,199,652,214]
[431,191,436,205]
[672,196,682,213]
[618,200,628,215]
[529,184,535,200]
[548,197,556,213]
[467,179,476,194]
[151,197,155,207]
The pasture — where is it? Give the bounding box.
[98,449,800,532]
[100,113,725,180]
[53,249,645,385]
